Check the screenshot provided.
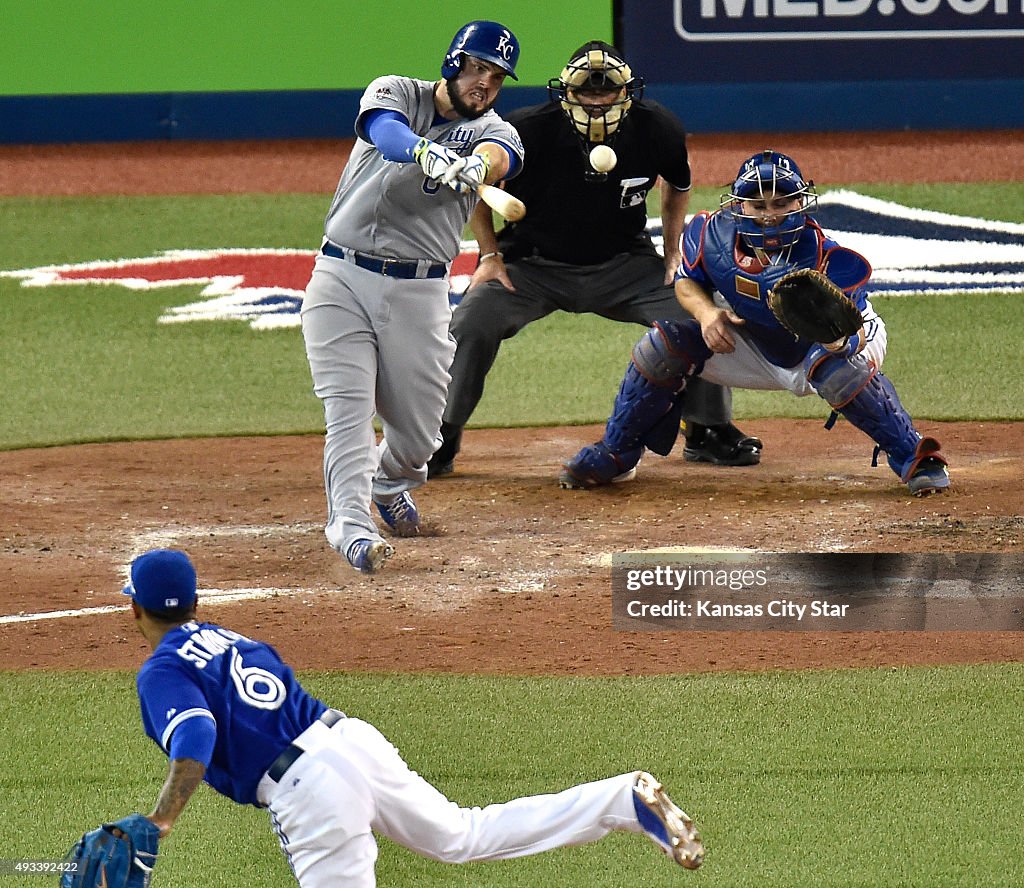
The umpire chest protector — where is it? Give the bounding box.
[499,101,691,265]
[685,211,870,368]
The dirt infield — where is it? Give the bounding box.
[1,132,1022,674]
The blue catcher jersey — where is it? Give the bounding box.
[136,621,327,805]
[681,210,871,368]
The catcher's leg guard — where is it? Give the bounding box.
[807,354,949,494]
[560,322,707,489]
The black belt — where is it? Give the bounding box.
[321,242,447,279]
[267,710,344,783]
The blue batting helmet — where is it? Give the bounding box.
[722,150,818,251]
[442,21,520,81]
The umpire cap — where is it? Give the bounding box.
[123,548,198,611]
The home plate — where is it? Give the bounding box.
[593,546,762,568]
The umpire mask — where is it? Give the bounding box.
[548,41,643,144]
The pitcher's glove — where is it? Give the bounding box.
[768,269,864,347]
[60,814,159,888]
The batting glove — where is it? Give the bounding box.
[413,138,462,181]
[441,153,491,194]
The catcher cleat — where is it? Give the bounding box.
[559,441,641,489]
[374,491,421,536]
[559,465,637,490]
[346,538,395,574]
[633,772,704,870]
[896,436,950,496]
[907,456,951,496]
[684,422,763,467]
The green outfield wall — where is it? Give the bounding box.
[2,2,610,94]
[4,1,1022,139]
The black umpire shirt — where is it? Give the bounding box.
[496,100,692,266]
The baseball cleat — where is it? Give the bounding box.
[683,422,763,466]
[898,436,950,496]
[633,772,704,870]
[558,465,636,490]
[907,457,950,496]
[559,441,642,489]
[346,539,395,574]
[374,491,421,536]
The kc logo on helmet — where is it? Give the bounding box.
[496,33,515,59]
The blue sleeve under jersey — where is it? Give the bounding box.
[364,108,521,179]
[168,710,218,765]
[364,109,420,162]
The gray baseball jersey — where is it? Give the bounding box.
[323,75,524,263]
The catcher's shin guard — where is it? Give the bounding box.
[561,321,707,488]
[606,322,707,453]
[811,357,949,492]
[624,320,708,456]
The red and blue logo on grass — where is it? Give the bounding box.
[3,192,1022,330]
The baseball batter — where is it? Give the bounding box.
[561,150,951,495]
[122,548,705,886]
[301,21,525,573]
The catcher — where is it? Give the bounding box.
[560,149,950,496]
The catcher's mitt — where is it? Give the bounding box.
[768,268,863,345]
[60,814,159,888]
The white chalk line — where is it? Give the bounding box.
[0,587,308,625]
[1,523,324,626]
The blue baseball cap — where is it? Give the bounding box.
[122,549,197,611]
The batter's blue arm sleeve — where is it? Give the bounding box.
[363,109,420,162]
[167,712,217,766]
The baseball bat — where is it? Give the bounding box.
[477,183,526,222]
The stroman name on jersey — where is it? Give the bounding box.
[176,623,246,668]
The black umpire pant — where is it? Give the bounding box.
[442,251,733,429]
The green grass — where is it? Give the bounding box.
[3,666,1021,887]
[1,183,1022,450]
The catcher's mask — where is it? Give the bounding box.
[442,21,520,81]
[722,149,818,251]
[547,41,643,144]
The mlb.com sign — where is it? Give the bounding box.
[677,0,1024,38]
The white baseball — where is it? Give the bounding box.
[589,144,617,173]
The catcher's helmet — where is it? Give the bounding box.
[547,41,643,144]
[722,150,817,251]
[442,21,520,81]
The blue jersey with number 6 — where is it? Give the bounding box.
[136,621,326,805]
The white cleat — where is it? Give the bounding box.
[633,772,704,870]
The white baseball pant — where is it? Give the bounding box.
[256,716,644,888]
[697,293,888,394]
